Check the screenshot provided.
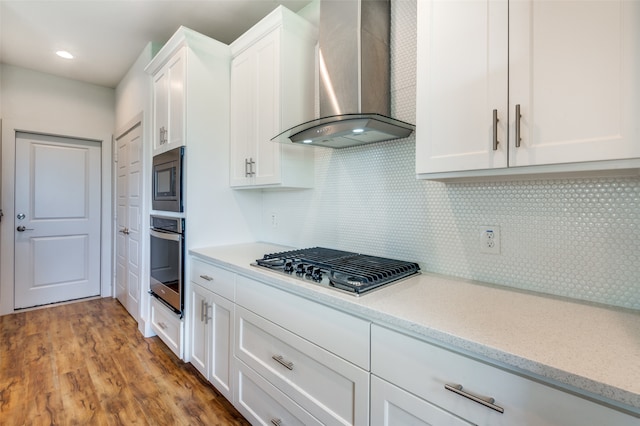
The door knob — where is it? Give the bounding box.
[17,226,34,232]
[119,228,130,235]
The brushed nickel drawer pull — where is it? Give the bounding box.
[199,274,213,281]
[157,322,168,330]
[272,354,294,370]
[445,383,504,413]
[270,419,282,426]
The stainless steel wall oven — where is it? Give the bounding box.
[149,215,184,315]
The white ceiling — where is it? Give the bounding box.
[0,0,313,88]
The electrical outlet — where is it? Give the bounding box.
[480,225,501,254]
[270,212,278,229]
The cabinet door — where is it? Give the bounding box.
[371,376,473,426]
[416,0,508,174]
[153,70,169,154]
[209,292,233,401]
[167,48,185,150]
[189,283,211,378]
[509,0,640,167]
[229,50,256,187]
[252,30,282,186]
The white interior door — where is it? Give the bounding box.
[115,124,142,320]
[116,134,128,305]
[14,132,101,309]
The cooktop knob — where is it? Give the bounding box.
[295,263,306,275]
[311,267,323,282]
[283,260,294,273]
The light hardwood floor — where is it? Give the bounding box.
[0,297,250,425]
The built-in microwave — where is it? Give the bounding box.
[152,146,184,212]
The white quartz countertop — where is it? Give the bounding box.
[190,242,640,414]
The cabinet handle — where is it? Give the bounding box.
[444,383,504,413]
[515,104,522,148]
[157,322,168,330]
[200,300,212,325]
[492,109,499,151]
[199,274,213,281]
[271,354,294,370]
[270,419,282,426]
[245,158,251,177]
[160,127,167,145]
[249,157,256,176]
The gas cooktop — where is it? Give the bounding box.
[252,247,420,296]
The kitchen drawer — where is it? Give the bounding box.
[236,306,369,426]
[235,360,323,426]
[191,258,235,300]
[235,274,370,369]
[150,297,184,359]
[371,325,638,426]
[371,375,473,426]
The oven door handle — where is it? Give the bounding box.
[150,228,182,242]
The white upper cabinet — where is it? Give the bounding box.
[229,6,316,189]
[416,0,640,180]
[149,46,186,155]
[416,0,508,175]
[146,27,229,157]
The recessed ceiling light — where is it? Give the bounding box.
[56,50,74,59]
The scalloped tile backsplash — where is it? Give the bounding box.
[259,0,640,310]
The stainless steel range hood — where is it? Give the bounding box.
[272,0,415,149]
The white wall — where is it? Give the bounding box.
[0,64,115,315]
[115,42,159,132]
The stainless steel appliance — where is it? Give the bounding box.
[149,215,184,315]
[271,0,415,148]
[152,146,184,212]
[253,247,420,296]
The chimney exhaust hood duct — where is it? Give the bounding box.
[271,0,415,149]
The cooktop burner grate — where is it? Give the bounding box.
[254,247,420,295]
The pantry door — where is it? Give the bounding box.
[115,124,142,320]
[14,132,101,309]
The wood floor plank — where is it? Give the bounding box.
[59,367,106,425]
[0,298,250,425]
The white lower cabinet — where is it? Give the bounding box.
[189,282,234,400]
[234,275,370,425]
[371,325,637,426]
[235,360,323,425]
[371,375,473,426]
[150,297,183,358]
[182,256,638,425]
[188,258,235,401]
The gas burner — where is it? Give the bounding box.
[253,247,420,296]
